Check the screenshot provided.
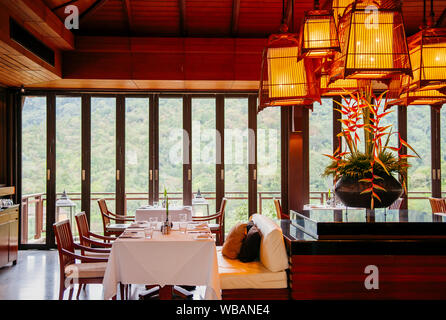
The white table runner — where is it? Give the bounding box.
[102,230,221,300]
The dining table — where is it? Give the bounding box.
[135,205,193,222]
[102,221,221,300]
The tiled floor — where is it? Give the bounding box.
[0,250,204,300]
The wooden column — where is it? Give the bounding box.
[149,94,159,204]
[248,95,257,216]
[183,95,192,206]
[431,105,442,198]
[81,94,91,223]
[116,95,126,216]
[46,93,56,248]
[281,107,290,215]
[398,105,408,210]
[288,106,310,213]
[333,96,342,153]
[216,94,225,212]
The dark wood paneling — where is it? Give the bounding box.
[332,97,342,154]
[248,94,257,215]
[150,94,159,203]
[0,89,6,185]
[116,95,125,215]
[290,255,446,299]
[281,107,289,215]
[431,106,441,198]
[216,94,225,212]
[183,95,192,205]
[81,94,91,222]
[46,93,56,248]
[398,105,408,210]
[288,106,309,212]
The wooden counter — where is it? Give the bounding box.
[281,210,446,300]
[0,205,19,268]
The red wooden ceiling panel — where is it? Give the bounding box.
[38,0,446,38]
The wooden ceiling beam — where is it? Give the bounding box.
[231,0,241,36]
[179,0,187,36]
[51,0,79,11]
[284,0,294,31]
[80,0,109,23]
[436,8,446,27]
[122,0,133,34]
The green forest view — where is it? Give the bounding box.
[21,96,441,242]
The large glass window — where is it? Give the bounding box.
[192,98,216,216]
[224,98,249,233]
[21,96,47,244]
[159,98,183,205]
[408,105,431,211]
[125,98,150,214]
[309,99,333,204]
[90,97,116,233]
[56,97,82,236]
[257,107,281,220]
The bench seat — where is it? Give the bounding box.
[217,247,288,290]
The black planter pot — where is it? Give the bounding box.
[334,174,403,209]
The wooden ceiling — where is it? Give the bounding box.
[0,0,445,90]
[43,0,446,38]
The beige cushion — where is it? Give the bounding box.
[222,222,247,259]
[65,262,107,279]
[84,251,110,258]
[217,247,287,289]
[251,214,288,272]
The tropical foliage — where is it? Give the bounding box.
[323,89,419,208]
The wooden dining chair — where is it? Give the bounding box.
[75,212,113,254]
[192,198,227,245]
[429,197,446,214]
[53,220,109,300]
[98,199,134,237]
[273,198,289,220]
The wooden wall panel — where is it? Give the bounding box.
[291,255,446,300]
[0,89,7,185]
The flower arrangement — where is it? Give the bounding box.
[323,89,419,208]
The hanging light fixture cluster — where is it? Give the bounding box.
[258,0,446,112]
[389,0,446,107]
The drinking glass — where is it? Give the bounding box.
[179,213,187,222]
[149,217,158,228]
[144,227,154,239]
[179,222,188,234]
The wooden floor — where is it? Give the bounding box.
[0,250,205,300]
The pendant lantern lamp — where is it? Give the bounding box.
[320,74,359,96]
[390,89,446,106]
[331,0,355,25]
[258,25,321,112]
[329,0,412,81]
[298,9,341,58]
[402,28,446,93]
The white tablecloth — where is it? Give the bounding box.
[135,206,193,222]
[102,230,221,300]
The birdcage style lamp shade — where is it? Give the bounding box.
[332,0,355,25]
[329,1,412,81]
[402,28,446,93]
[320,74,359,96]
[258,33,320,111]
[299,10,340,58]
[389,88,446,106]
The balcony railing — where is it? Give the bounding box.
[20,190,438,244]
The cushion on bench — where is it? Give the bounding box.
[251,214,288,272]
[217,247,288,290]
